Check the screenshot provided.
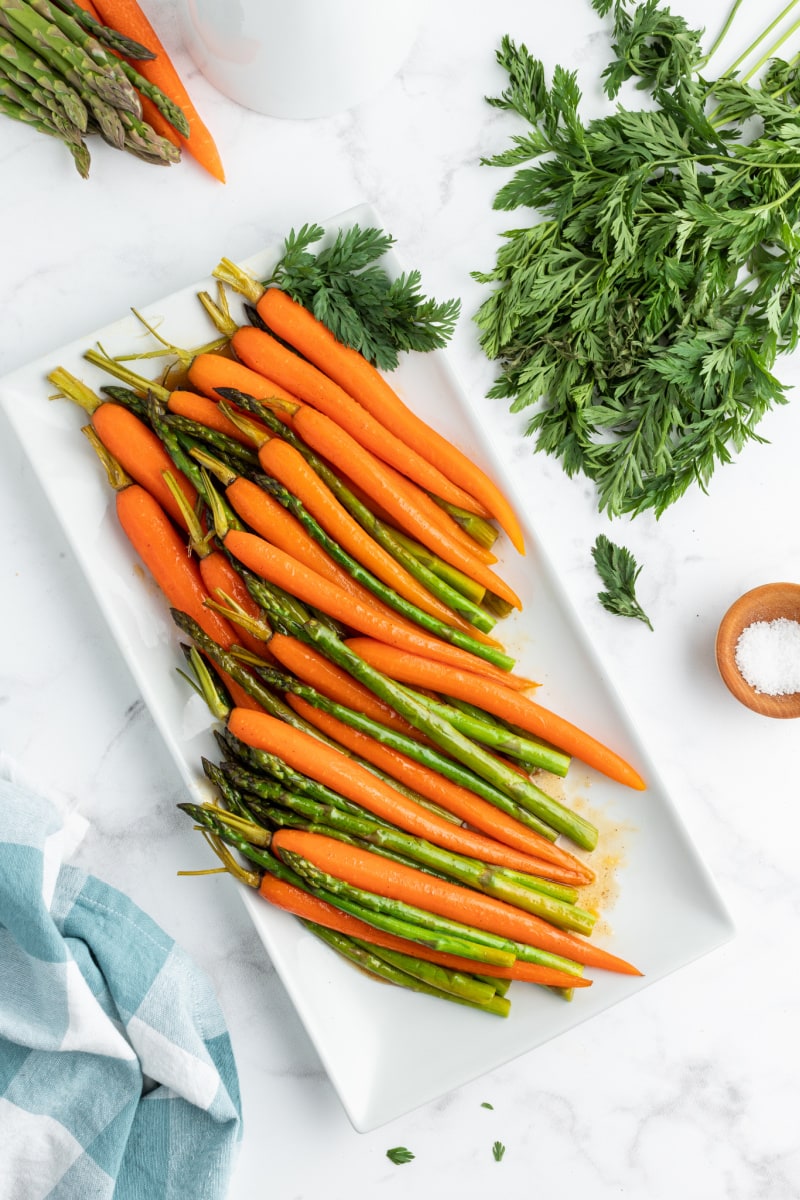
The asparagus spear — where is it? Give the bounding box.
[180,803,519,968]
[260,612,599,851]
[48,0,155,59]
[279,848,527,961]
[433,496,500,551]
[201,756,263,821]
[309,925,510,1015]
[215,710,464,831]
[0,64,75,138]
[27,0,141,96]
[0,28,86,127]
[166,413,260,469]
[211,389,498,633]
[83,87,124,148]
[173,606,528,830]
[116,58,189,137]
[206,607,565,775]
[0,0,139,112]
[201,437,512,672]
[219,781,592,928]
[388,685,568,775]
[118,106,180,164]
[0,86,88,173]
[242,458,513,671]
[350,939,499,1007]
[386,527,488,605]
[0,48,79,136]
[219,585,561,840]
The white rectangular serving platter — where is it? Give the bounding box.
[0,202,734,1132]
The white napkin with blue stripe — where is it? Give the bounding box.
[0,759,242,1199]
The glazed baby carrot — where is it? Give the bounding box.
[168,389,261,446]
[256,437,486,633]
[260,400,523,609]
[197,552,274,661]
[187,353,296,420]
[49,369,198,531]
[231,324,491,516]
[218,474,368,599]
[346,639,646,791]
[80,438,233,655]
[84,456,263,714]
[259,875,591,989]
[91,0,225,181]
[271,829,641,975]
[267,635,418,737]
[256,287,526,553]
[91,404,199,528]
[206,467,458,633]
[223,528,523,682]
[228,708,573,879]
[286,695,590,883]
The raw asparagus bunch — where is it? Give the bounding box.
[0,0,189,174]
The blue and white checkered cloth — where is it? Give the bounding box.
[0,760,243,1199]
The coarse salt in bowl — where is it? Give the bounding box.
[715,583,800,719]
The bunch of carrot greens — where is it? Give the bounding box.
[476,0,800,518]
[0,0,223,178]
[49,223,644,1016]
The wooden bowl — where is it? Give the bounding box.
[715,583,800,718]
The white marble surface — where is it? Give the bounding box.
[1,1,799,1196]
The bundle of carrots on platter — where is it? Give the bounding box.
[0,0,224,178]
[48,226,647,1018]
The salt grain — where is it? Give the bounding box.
[734,617,800,696]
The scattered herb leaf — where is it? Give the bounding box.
[481,1101,494,1109]
[386,1146,415,1165]
[474,2,799,518]
[493,1141,506,1162]
[592,535,653,630]
[265,223,460,371]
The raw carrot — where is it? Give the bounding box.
[232,325,491,517]
[260,875,591,988]
[257,437,486,633]
[256,287,527,553]
[286,695,590,883]
[223,528,522,683]
[228,708,573,879]
[91,0,226,182]
[271,829,641,974]
[278,403,523,609]
[72,0,102,17]
[346,639,647,791]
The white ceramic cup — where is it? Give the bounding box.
[177,0,425,119]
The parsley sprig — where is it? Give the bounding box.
[265,223,460,371]
[592,535,653,629]
[474,0,800,518]
[386,1146,415,1164]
